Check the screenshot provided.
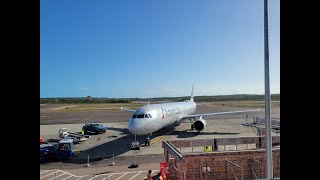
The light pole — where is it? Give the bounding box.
[264,0,273,179]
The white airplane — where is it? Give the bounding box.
[121,84,260,145]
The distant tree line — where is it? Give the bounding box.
[193,94,280,102]
[40,94,279,104]
[40,97,131,104]
[146,94,280,102]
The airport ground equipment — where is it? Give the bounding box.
[40,143,56,162]
[130,134,141,150]
[40,139,79,162]
[82,123,107,134]
[58,128,89,143]
[131,141,140,150]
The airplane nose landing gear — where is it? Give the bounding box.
[131,135,140,150]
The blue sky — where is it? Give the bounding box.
[40,0,279,98]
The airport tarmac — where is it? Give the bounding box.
[40,102,280,177]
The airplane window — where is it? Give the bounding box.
[145,114,149,118]
[148,114,152,118]
[132,114,137,118]
[137,114,144,118]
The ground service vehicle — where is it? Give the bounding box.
[58,128,89,143]
[131,141,140,150]
[82,123,107,134]
[40,139,78,162]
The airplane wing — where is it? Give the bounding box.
[182,109,261,119]
[120,107,136,113]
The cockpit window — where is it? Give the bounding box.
[133,114,152,118]
[137,114,144,118]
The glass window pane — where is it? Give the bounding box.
[148,114,152,118]
[137,114,144,118]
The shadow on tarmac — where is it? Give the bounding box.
[48,122,238,165]
[106,126,130,135]
[59,125,175,165]
[171,130,240,138]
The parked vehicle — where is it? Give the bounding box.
[40,139,79,162]
[82,123,107,134]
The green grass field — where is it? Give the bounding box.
[208,101,279,108]
[209,101,263,108]
[45,101,279,112]
[54,103,143,112]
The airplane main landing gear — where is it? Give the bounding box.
[190,117,195,130]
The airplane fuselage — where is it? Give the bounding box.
[127,101,196,135]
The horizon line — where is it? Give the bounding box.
[40,93,280,99]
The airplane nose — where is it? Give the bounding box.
[128,118,139,134]
[128,126,137,134]
[127,118,148,135]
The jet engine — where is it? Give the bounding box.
[193,117,206,131]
